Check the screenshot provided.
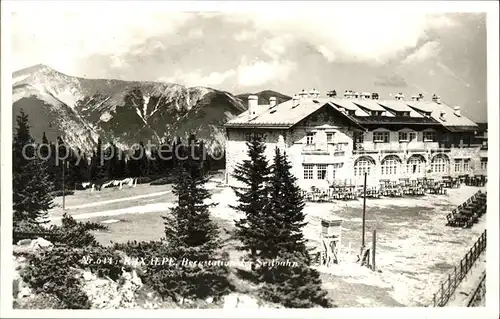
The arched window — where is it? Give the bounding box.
[354,157,375,176]
[431,154,449,173]
[381,155,401,176]
[407,155,426,175]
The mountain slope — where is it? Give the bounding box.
[237,90,291,106]
[12,65,247,153]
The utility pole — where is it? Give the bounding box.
[372,229,377,271]
[361,171,367,254]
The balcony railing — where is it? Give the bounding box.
[302,144,347,155]
[302,144,329,154]
[356,142,439,152]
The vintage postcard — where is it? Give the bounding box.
[1,1,498,318]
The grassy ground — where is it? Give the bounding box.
[48,182,487,307]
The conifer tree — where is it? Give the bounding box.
[12,109,54,225]
[78,152,91,183]
[91,138,107,182]
[230,132,271,268]
[155,141,232,302]
[138,141,149,177]
[257,147,332,308]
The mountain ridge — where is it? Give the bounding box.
[12,65,248,154]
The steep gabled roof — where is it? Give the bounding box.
[225,98,365,129]
[225,96,479,132]
[406,101,478,129]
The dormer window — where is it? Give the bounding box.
[399,132,409,142]
[306,132,315,145]
[423,131,436,142]
[326,132,335,143]
[373,131,389,143]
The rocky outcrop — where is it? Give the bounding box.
[12,239,282,309]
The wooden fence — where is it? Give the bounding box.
[431,229,487,307]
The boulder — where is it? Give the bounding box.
[17,239,32,246]
[29,238,54,254]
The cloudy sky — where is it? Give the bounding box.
[10,4,488,121]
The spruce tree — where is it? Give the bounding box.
[91,138,107,183]
[257,147,332,308]
[155,144,232,302]
[230,132,271,268]
[12,109,55,225]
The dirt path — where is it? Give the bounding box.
[65,190,172,210]
[50,202,176,223]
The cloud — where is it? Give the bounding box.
[234,30,259,42]
[11,11,193,73]
[187,28,204,39]
[159,69,236,87]
[402,41,441,64]
[374,74,409,88]
[220,11,458,63]
[316,45,336,63]
[261,35,293,60]
[236,58,296,87]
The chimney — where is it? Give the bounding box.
[298,89,308,99]
[432,94,441,104]
[292,94,300,108]
[453,106,461,117]
[269,96,277,108]
[326,90,337,98]
[247,95,258,118]
[309,89,320,98]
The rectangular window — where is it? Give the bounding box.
[317,164,327,180]
[244,132,265,141]
[481,159,487,170]
[332,163,343,180]
[408,132,417,142]
[463,159,470,172]
[373,131,389,143]
[398,132,408,142]
[306,132,315,145]
[454,159,462,173]
[423,131,436,142]
[326,132,335,143]
[334,143,346,151]
[354,132,364,144]
[303,164,314,180]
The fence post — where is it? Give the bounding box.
[453,267,457,289]
[433,293,436,307]
[441,282,445,306]
[447,274,452,302]
[465,253,469,273]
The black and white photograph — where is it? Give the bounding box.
[1,1,499,318]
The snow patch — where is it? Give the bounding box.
[143,95,150,118]
[13,74,30,84]
[101,219,120,224]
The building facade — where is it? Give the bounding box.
[224,90,487,189]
